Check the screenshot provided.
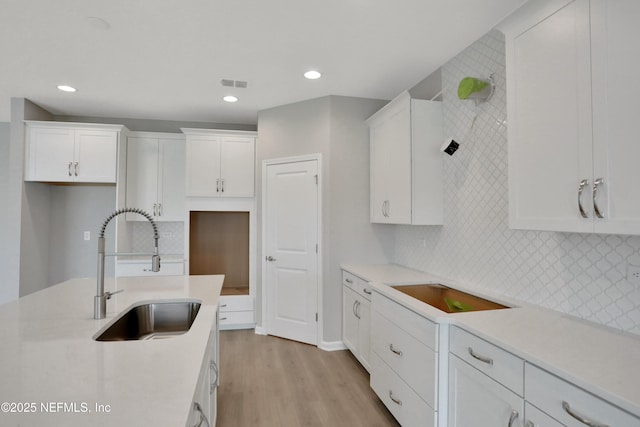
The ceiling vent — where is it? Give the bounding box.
[220,79,248,88]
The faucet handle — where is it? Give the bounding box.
[104,289,124,300]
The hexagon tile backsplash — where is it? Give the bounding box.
[392,30,640,336]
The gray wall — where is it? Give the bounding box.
[257,95,394,344]
[0,123,11,304]
[54,115,256,133]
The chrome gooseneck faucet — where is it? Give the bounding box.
[95,208,161,319]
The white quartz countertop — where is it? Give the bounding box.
[0,275,223,427]
[342,263,640,417]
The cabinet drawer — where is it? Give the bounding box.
[219,295,253,312]
[372,309,437,407]
[371,354,436,427]
[115,261,184,277]
[525,363,640,427]
[219,311,254,326]
[450,327,523,396]
[372,291,438,350]
[358,280,373,301]
[342,270,359,291]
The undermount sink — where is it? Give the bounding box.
[391,284,508,313]
[94,300,201,341]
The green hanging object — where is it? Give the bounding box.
[457,76,494,102]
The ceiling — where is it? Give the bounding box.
[0,0,527,125]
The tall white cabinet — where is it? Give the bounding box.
[505,0,640,235]
[125,132,185,221]
[367,91,443,225]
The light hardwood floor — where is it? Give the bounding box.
[217,329,400,427]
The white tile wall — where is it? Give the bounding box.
[393,30,640,336]
[131,222,184,255]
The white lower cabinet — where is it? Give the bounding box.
[342,270,372,372]
[189,311,219,427]
[218,295,255,330]
[115,259,184,277]
[524,403,563,427]
[525,363,640,427]
[370,291,439,427]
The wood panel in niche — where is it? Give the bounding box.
[190,211,249,295]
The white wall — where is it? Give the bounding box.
[257,95,394,343]
[393,30,640,336]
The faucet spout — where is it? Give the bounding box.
[95,207,160,319]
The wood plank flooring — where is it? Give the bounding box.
[217,329,400,427]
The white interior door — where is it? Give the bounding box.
[265,159,319,345]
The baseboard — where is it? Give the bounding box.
[319,340,347,352]
[219,323,256,331]
[254,326,267,335]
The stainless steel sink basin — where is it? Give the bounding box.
[391,284,508,313]
[94,300,201,341]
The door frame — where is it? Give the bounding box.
[260,153,323,346]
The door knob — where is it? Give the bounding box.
[266,256,276,262]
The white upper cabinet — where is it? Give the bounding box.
[25,121,123,183]
[182,129,256,198]
[367,91,443,225]
[505,0,640,235]
[126,132,185,222]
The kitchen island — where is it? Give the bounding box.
[0,274,223,427]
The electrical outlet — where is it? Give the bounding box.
[83,231,90,241]
[627,264,640,285]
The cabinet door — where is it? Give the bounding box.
[186,136,221,197]
[126,137,159,219]
[220,136,255,197]
[342,286,359,353]
[524,403,564,427]
[158,138,185,221]
[591,0,640,235]
[358,296,371,372]
[26,127,75,182]
[74,129,118,183]
[507,0,593,233]
[369,100,412,224]
[449,355,524,427]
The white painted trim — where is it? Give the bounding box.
[319,341,347,352]
[180,127,257,137]
[261,153,323,347]
[220,324,256,331]
[254,326,267,335]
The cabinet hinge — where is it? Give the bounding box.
[314,174,318,185]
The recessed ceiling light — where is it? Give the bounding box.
[304,70,322,80]
[223,95,238,103]
[57,85,77,93]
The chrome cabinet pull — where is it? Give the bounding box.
[524,421,534,427]
[352,300,358,318]
[389,343,403,356]
[193,402,211,427]
[468,347,493,365]
[221,178,224,192]
[363,288,372,295]
[153,203,158,216]
[578,179,589,218]
[216,178,220,192]
[158,203,163,216]
[593,178,605,219]
[345,278,353,284]
[355,301,361,319]
[388,390,402,406]
[562,401,609,427]
[210,360,219,392]
[381,201,386,217]
[508,410,519,427]
[74,162,79,176]
[68,162,73,176]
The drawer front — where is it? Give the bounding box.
[115,261,184,277]
[372,309,437,407]
[218,310,254,327]
[219,295,253,312]
[371,354,437,427]
[526,363,640,427]
[359,280,373,301]
[372,291,438,351]
[342,270,359,291]
[524,402,563,427]
[450,327,524,396]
